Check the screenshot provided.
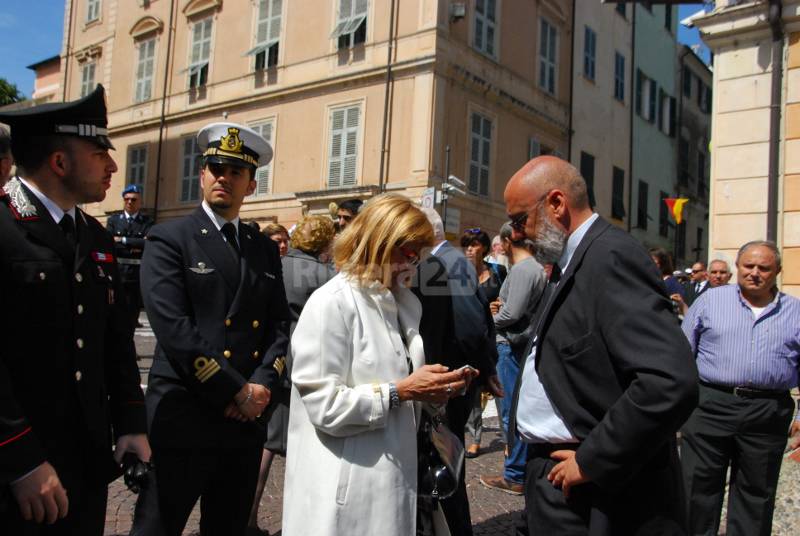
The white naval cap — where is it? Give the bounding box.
[197,122,273,168]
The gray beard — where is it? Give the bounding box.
[532,207,567,266]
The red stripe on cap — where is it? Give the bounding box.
[0,426,32,447]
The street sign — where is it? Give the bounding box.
[420,187,436,209]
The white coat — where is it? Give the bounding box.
[282,273,426,536]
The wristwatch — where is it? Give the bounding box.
[388,382,401,410]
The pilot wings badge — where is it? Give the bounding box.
[190,261,215,274]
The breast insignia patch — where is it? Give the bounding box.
[4,178,38,220]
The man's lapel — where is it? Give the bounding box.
[191,207,240,294]
[4,178,74,266]
[74,210,92,272]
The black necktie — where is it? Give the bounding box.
[696,283,701,293]
[59,214,76,252]
[221,222,241,258]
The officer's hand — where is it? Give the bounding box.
[113,236,123,242]
[113,433,152,464]
[234,383,271,420]
[224,402,248,422]
[10,462,69,524]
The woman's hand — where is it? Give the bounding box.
[395,364,472,404]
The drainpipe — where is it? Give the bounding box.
[152,0,177,222]
[378,0,396,193]
[627,6,636,232]
[62,0,75,101]
[766,0,783,242]
[567,0,576,161]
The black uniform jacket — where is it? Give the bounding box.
[0,178,146,485]
[510,217,699,526]
[105,212,154,283]
[140,207,290,449]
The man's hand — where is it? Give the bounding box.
[224,402,248,422]
[485,374,504,398]
[113,236,123,243]
[670,293,688,315]
[10,462,69,524]
[490,299,503,315]
[789,420,800,451]
[114,433,151,464]
[234,383,271,420]
[547,450,589,499]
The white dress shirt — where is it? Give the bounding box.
[201,200,240,248]
[516,213,599,444]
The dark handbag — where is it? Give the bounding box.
[417,404,465,500]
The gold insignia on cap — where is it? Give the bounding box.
[274,356,286,376]
[220,127,243,154]
[194,356,220,383]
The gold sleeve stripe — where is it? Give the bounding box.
[273,356,285,376]
[194,357,221,383]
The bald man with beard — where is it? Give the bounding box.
[505,156,699,535]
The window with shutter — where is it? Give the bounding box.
[659,190,669,238]
[327,105,361,188]
[583,26,596,81]
[579,152,596,208]
[614,52,625,101]
[188,18,212,89]
[469,113,492,196]
[80,63,96,98]
[247,0,282,70]
[539,19,557,95]
[333,0,368,49]
[135,38,156,103]
[87,0,100,22]
[612,167,626,220]
[474,0,498,58]
[250,120,274,196]
[180,137,202,202]
[128,145,148,191]
[637,180,648,230]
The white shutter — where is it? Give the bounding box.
[328,106,360,188]
[269,0,282,42]
[328,109,345,188]
[252,121,273,196]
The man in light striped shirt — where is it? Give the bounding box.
[681,240,800,536]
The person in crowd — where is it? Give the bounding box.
[708,258,733,287]
[414,210,502,536]
[247,214,336,536]
[650,247,685,298]
[131,122,290,535]
[282,194,474,536]
[680,240,800,536]
[480,223,546,496]
[673,261,710,315]
[487,234,510,269]
[336,198,363,232]
[105,184,154,329]
[263,222,289,257]
[0,125,13,187]
[461,228,506,459]
[0,85,149,534]
[505,156,698,535]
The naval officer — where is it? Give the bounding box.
[130,122,290,536]
[0,85,150,535]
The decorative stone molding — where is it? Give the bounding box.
[75,45,102,63]
[130,16,164,39]
[182,0,222,18]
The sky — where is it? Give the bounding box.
[0,2,710,99]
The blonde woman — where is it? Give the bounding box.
[282,194,475,536]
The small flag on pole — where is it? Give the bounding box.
[663,198,689,225]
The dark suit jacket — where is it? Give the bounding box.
[415,242,497,380]
[140,207,290,449]
[0,178,145,486]
[682,280,708,307]
[105,211,154,283]
[510,217,698,531]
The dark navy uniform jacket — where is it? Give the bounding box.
[140,207,290,450]
[0,178,146,486]
[105,212,154,284]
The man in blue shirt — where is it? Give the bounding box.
[681,240,800,536]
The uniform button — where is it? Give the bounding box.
[253,351,259,358]
[225,319,231,327]
[39,272,46,280]
[77,304,84,315]
[76,338,84,349]
[75,371,82,382]
[223,350,232,359]
[75,273,83,283]
[252,320,260,329]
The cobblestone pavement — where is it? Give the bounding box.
[109,317,797,535]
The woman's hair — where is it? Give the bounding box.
[263,223,288,238]
[334,193,434,287]
[649,247,674,276]
[290,215,336,255]
[460,229,491,256]
[499,222,513,241]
